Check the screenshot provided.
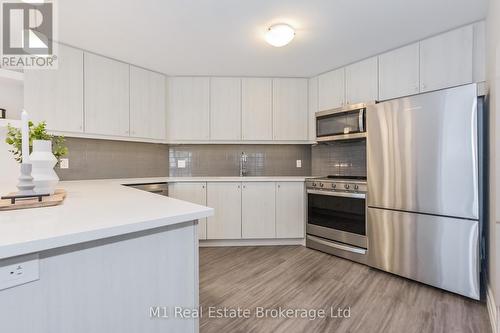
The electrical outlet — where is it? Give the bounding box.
[177,160,186,168]
[59,158,69,169]
[296,160,302,168]
[0,254,39,291]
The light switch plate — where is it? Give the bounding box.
[59,158,69,169]
[296,160,302,168]
[177,160,186,168]
[0,253,39,291]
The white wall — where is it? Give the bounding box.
[487,0,500,327]
[0,77,23,192]
[0,77,23,120]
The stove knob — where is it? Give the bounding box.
[354,184,359,190]
[312,183,317,187]
[320,183,324,188]
[344,184,350,190]
[331,183,336,189]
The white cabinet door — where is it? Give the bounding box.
[241,78,273,140]
[318,68,345,111]
[345,57,378,104]
[308,77,318,141]
[378,43,420,100]
[241,182,275,239]
[272,78,308,140]
[166,77,210,141]
[169,182,208,240]
[129,66,166,140]
[276,182,305,238]
[420,25,473,92]
[473,21,486,83]
[206,182,242,239]
[210,77,241,140]
[24,44,84,132]
[84,52,130,136]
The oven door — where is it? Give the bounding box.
[316,106,365,142]
[306,189,366,249]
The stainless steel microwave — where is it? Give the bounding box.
[315,103,368,142]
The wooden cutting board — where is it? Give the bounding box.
[0,189,67,211]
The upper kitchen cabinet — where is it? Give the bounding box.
[345,57,378,104]
[241,78,273,140]
[24,44,84,133]
[129,66,166,140]
[473,21,486,83]
[84,52,130,136]
[166,77,210,141]
[272,78,308,141]
[308,77,318,141]
[318,68,345,111]
[210,77,241,141]
[420,25,473,93]
[378,43,420,101]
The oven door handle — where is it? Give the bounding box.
[307,189,366,199]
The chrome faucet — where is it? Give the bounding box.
[239,152,248,177]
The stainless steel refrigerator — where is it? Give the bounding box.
[366,84,483,300]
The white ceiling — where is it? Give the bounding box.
[58,0,488,77]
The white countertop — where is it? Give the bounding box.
[0,180,214,260]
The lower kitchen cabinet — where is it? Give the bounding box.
[276,182,305,238]
[168,182,208,240]
[206,182,242,239]
[241,182,276,239]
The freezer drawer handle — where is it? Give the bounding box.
[307,235,367,254]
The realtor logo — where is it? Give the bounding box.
[1,1,57,69]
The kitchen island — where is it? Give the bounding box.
[0,180,213,333]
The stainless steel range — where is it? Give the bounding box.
[306,175,367,264]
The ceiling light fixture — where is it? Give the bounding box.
[265,23,295,47]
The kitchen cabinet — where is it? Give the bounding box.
[206,182,242,239]
[84,52,130,136]
[272,78,308,140]
[345,57,378,104]
[25,44,84,133]
[241,78,273,140]
[167,77,210,141]
[275,182,305,238]
[318,68,345,111]
[129,66,166,139]
[241,182,276,239]
[210,77,241,140]
[308,77,318,141]
[378,43,420,100]
[420,25,473,92]
[169,182,207,240]
[473,21,486,83]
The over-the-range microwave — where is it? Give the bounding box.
[315,103,369,142]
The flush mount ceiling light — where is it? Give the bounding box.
[265,24,295,47]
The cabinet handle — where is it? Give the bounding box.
[277,184,281,188]
[202,185,205,189]
[237,185,240,189]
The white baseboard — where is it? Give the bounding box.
[487,283,498,333]
[199,238,305,247]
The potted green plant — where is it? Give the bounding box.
[5,121,68,163]
[5,121,68,194]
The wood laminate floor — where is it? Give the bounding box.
[200,246,490,333]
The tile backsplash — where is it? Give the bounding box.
[311,140,366,177]
[56,138,169,180]
[169,144,311,177]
